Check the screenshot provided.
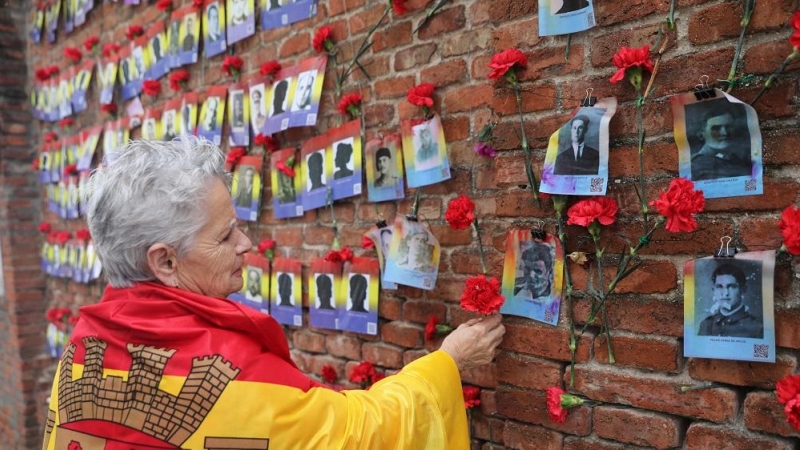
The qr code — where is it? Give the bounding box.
[247,25,255,34]
[744,179,757,191]
[589,177,604,192]
[293,315,302,326]
[281,118,289,130]
[281,14,289,25]
[543,310,555,323]
[753,344,769,358]
[353,183,361,194]
[442,167,450,178]
[295,205,303,215]
[422,277,432,289]
[306,114,317,126]
[334,318,340,329]
[367,322,377,335]
[587,13,596,27]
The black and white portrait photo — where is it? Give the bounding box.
[553,110,602,175]
[244,266,263,302]
[513,240,555,302]
[685,98,752,181]
[412,120,441,171]
[694,259,763,339]
[291,70,316,112]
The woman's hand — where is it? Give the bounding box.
[439,313,505,371]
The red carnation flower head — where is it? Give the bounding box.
[83,35,99,53]
[546,386,585,424]
[567,196,619,236]
[361,235,374,250]
[38,222,52,233]
[445,194,475,230]
[45,65,60,79]
[259,60,282,80]
[257,238,276,260]
[222,55,244,81]
[226,147,247,167]
[32,158,40,171]
[102,43,120,58]
[349,361,381,388]
[156,0,173,12]
[253,133,278,152]
[58,118,74,129]
[406,83,435,112]
[125,24,144,41]
[64,46,82,63]
[100,103,118,116]
[192,0,204,9]
[75,228,91,240]
[142,79,162,97]
[55,231,71,245]
[339,247,354,263]
[463,385,481,409]
[276,158,295,178]
[790,11,800,49]
[778,374,800,405]
[321,365,337,384]
[460,275,505,315]
[488,48,527,84]
[424,315,453,341]
[63,164,78,177]
[168,69,190,92]
[35,68,49,82]
[44,131,58,143]
[390,0,409,15]
[649,178,705,233]
[337,93,362,119]
[779,205,800,255]
[312,26,335,54]
[610,45,655,91]
[324,249,343,263]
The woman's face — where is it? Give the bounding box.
[176,178,252,298]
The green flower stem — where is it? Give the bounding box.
[564,34,572,61]
[513,83,541,208]
[336,6,390,99]
[555,205,578,387]
[467,409,473,445]
[725,0,756,93]
[635,89,649,231]
[751,48,800,106]
[473,218,487,275]
[680,383,715,392]
[590,229,615,364]
[409,188,422,219]
[414,0,451,33]
[666,0,677,29]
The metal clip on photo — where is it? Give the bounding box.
[714,236,737,258]
[531,220,547,241]
[693,75,717,101]
[580,88,596,107]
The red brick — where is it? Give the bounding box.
[461,363,497,389]
[502,421,563,450]
[655,48,735,97]
[374,75,416,100]
[327,0,366,16]
[591,24,677,68]
[744,40,799,75]
[378,296,402,321]
[573,296,684,338]
[441,28,493,58]
[442,115,470,141]
[744,391,800,438]
[421,59,467,87]
[347,4,386,36]
[361,342,404,368]
[594,334,680,372]
[688,353,796,389]
[487,0,536,24]
[379,321,422,348]
[685,422,794,450]
[499,319,593,363]
[594,0,667,26]
[491,82,558,116]
[496,352,563,390]
[593,406,682,450]
[570,259,677,295]
[492,17,541,51]
[495,387,592,436]
[393,43,437,71]
[325,334,361,360]
[292,329,327,353]
[704,180,800,213]
[570,365,738,423]
[418,5,465,40]
[444,84,494,114]
[776,309,800,350]
[278,33,310,58]
[563,437,636,450]
[736,79,798,121]
[372,21,412,52]
[401,299,447,324]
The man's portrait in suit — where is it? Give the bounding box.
[231,90,245,130]
[553,0,590,14]
[291,71,315,112]
[554,114,600,175]
[276,169,296,204]
[182,14,197,52]
[206,2,222,42]
[374,147,400,188]
[250,86,267,132]
[685,100,752,181]
[412,121,441,171]
[163,110,177,141]
[244,267,262,302]
[513,242,554,301]
[201,97,219,132]
[234,165,255,207]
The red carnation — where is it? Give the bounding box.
[779,205,800,255]
[83,35,99,53]
[35,68,49,82]
[64,46,82,63]
[75,228,91,240]
[102,43,120,58]
[463,385,481,409]
[253,133,278,152]
[276,159,295,178]
[259,60,282,79]
[192,0,204,9]
[312,26,334,54]
[339,247,354,262]
[391,0,409,15]
[222,55,244,80]
[226,147,247,166]
[424,315,452,341]
[406,83,435,108]
[324,249,343,263]
[58,118,74,129]
[610,45,654,90]
[45,66,60,78]
[778,374,800,405]
[63,164,78,177]
[168,69,190,92]
[488,48,527,81]
[349,361,381,388]
[321,365,337,384]
[125,25,144,41]
[54,231,71,245]
[142,79,162,97]
[649,178,705,233]
[100,103,117,115]
[336,93,362,118]
[567,197,619,228]
[44,131,58,143]
[156,0,172,12]
[38,222,52,233]
[445,194,475,230]
[789,11,800,49]
[361,235,374,250]
[460,275,505,315]
[257,238,276,260]
[546,387,568,423]
[32,158,40,170]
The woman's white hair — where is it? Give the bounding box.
[85,137,229,287]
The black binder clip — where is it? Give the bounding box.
[531,221,547,241]
[693,75,717,101]
[580,88,596,107]
[714,236,737,258]
[376,219,387,229]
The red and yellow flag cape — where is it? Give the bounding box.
[42,282,468,449]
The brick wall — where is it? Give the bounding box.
[8,0,800,448]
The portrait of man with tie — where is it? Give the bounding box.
[554,114,600,175]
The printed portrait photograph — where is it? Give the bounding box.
[231,90,246,130]
[142,118,159,140]
[243,266,263,302]
[290,70,316,112]
[305,150,326,192]
[131,46,146,81]
[346,273,370,313]
[411,120,442,171]
[314,273,335,310]
[275,272,295,307]
[168,19,181,57]
[693,258,764,339]
[552,0,590,14]
[395,226,436,273]
[162,110,177,141]
[181,12,199,53]
[149,32,165,65]
[275,168,296,204]
[233,164,257,208]
[269,77,291,117]
[332,137,355,181]
[513,240,556,302]
[228,0,249,26]
[200,96,221,133]
[250,83,267,132]
[372,144,400,189]
[205,1,223,42]
[553,107,604,176]
[684,98,752,181]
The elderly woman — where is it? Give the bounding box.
[42,138,505,449]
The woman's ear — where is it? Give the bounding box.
[147,243,178,286]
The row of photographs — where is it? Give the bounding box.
[40,238,103,284]
[32,0,318,46]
